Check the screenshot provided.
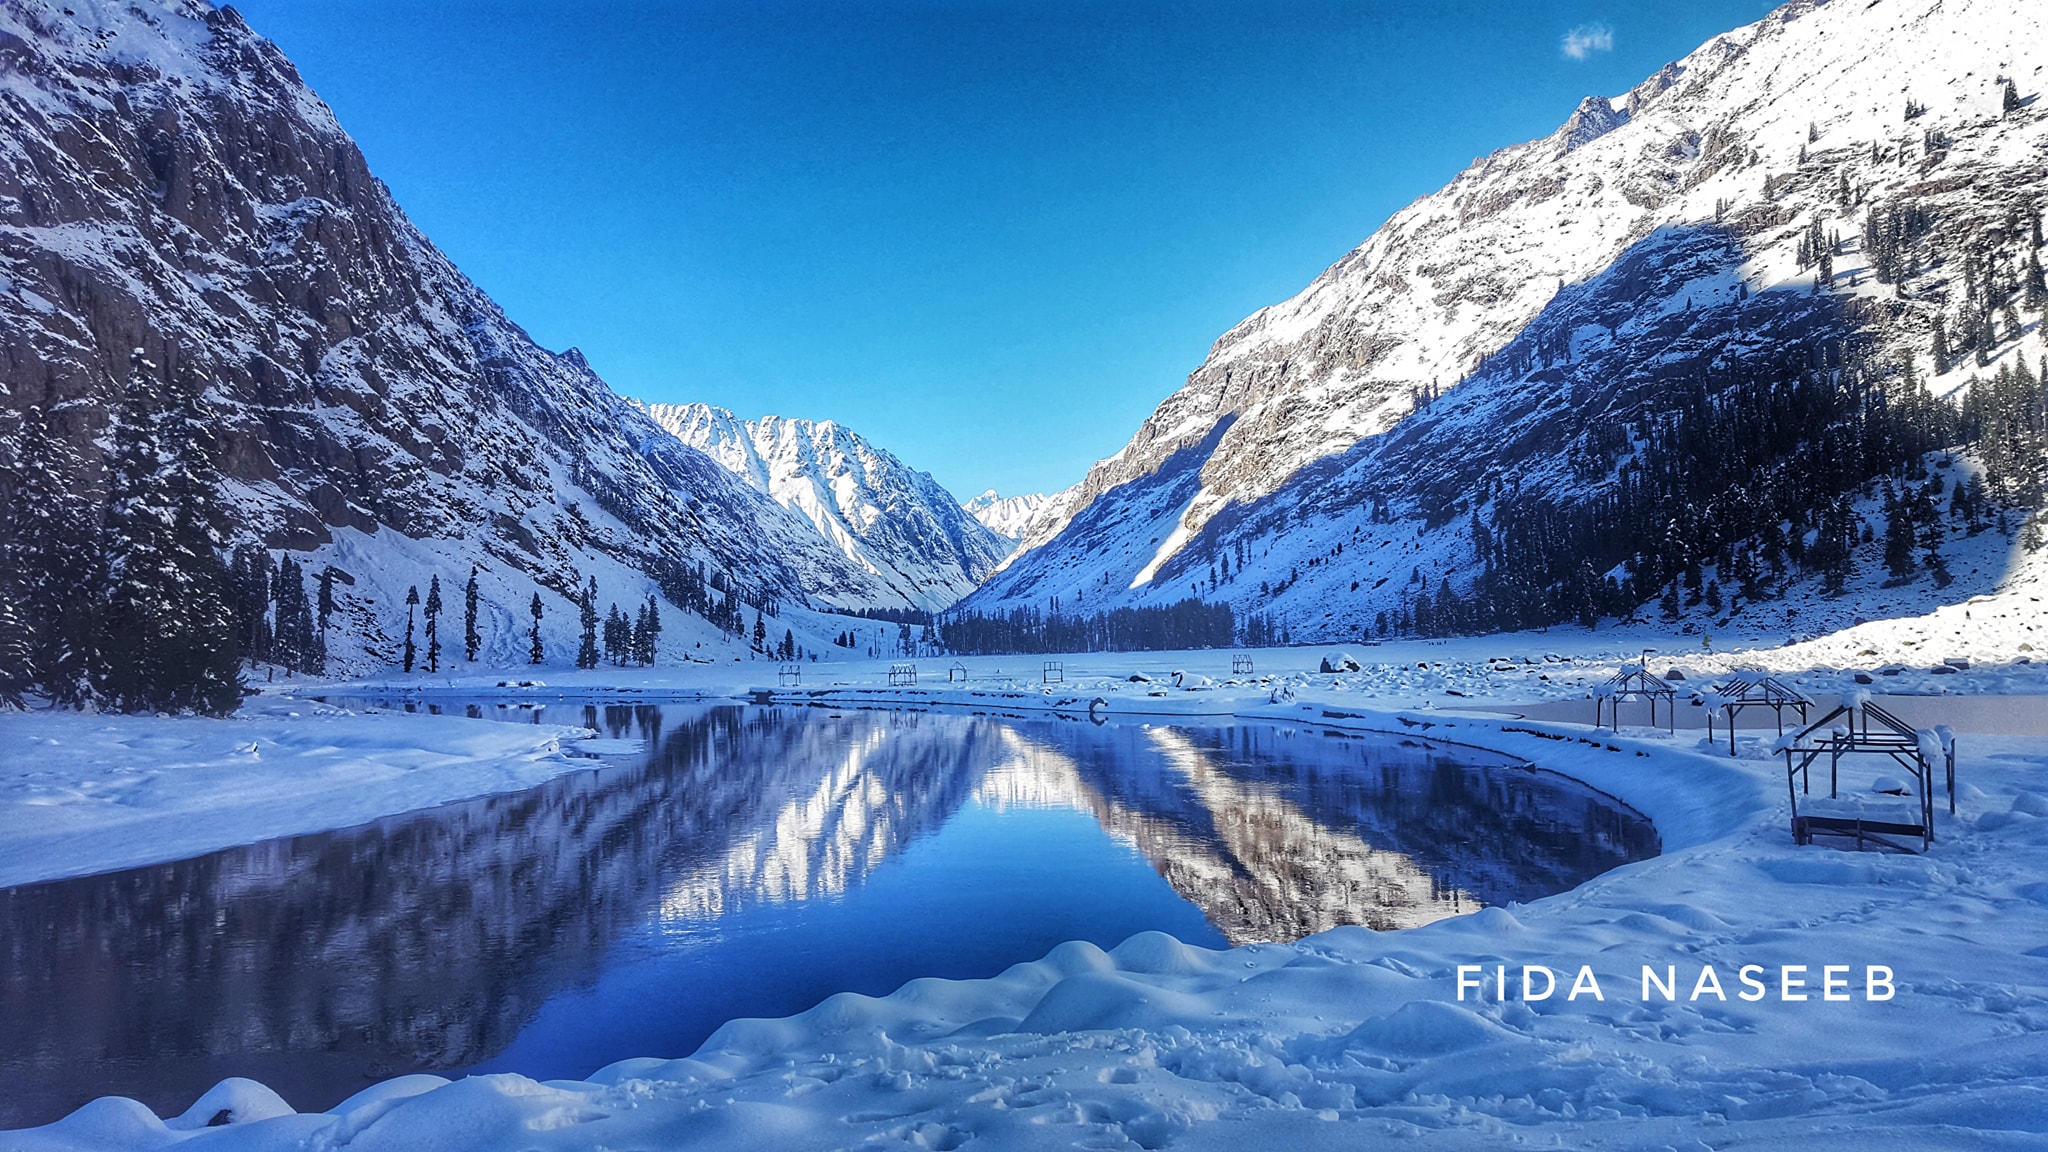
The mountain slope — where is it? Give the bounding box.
[968,0,2048,642]
[0,0,918,670]
[645,403,1009,611]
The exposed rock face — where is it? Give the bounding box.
[0,0,915,664]
[646,402,1009,611]
[970,0,2048,638]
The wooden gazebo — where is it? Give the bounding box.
[1781,696,1956,852]
[1593,665,1676,733]
[1704,671,1813,755]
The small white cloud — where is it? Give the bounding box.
[1561,23,1614,61]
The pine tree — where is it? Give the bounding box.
[2004,78,2023,114]
[97,352,241,714]
[577,577,599,670]
[0,429,35,705]
[463,566,480,661]
[0,588,28,708]
[424,574,443,673]
[1882,489,1918,581]
[402,585,419,672]
[642,594,662,665]
[753,609,766,652]
[7,406,99,706]
[2027,251,2047,312]
[528,592,545,664]
[317,565,335,635]
[1932,315,1952,374]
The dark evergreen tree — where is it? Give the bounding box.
[5,405,100,706]
[1882,487,1917,582]
[97,352,241,714]
[317,565,335,635]
[602,602,627,667]
[528,592,545,665]
[577,577,600,670]
[2004,78,2023,114]
[424,574,443,673]
[753,609,766,652]
[464,566,481,662]
[229,547,273,664]
[402,584,419,672]
[641,595,662,665]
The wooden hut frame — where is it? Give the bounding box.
[1231,653,1256,675]
[1043,660,1064,684]
[777,663,802,687]
[887,663,918,687]
[1593,666,1675,733]
[948,662,968,683]
[1781,698,1956,853]
[1705,671,1812,755]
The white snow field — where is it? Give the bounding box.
[0,699,619,889]
[5,622,2048,1149]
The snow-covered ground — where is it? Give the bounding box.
[0,698,626,889]
[5,612,2048,1149]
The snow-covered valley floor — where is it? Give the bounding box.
[4,625,2047,1150]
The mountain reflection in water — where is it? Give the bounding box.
[0,704,1656,1128]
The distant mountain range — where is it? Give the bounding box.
[643,403,1008,611]
[4,0,2042,677]
[963,490,1060,541]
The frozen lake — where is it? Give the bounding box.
[0,703,1656,1128]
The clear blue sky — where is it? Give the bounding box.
[231,0,1780,500]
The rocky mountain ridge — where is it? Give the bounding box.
[0,0,931,672]
[644,402,1009,611]
[967,0,2048,643]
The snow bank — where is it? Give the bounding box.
[0,698,614,887]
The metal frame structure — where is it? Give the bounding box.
[948,662,968,683]
[1781,698,1956,852]
[1043,660,1064,684]
[1706,671,1812,755]
[777,663,801,687]
[1231,653,1255,675]
[887,663,918,687]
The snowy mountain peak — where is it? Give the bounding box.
[963,490,1054,541]
[1560,96,1629,154]
[644,403,1008,611]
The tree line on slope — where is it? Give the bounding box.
[0,349,797,715]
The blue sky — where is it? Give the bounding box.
[232,0,1780,500]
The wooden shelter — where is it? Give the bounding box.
[948,662,968,683]
[1043,660,1064,684]
[1781,696,1957,852]
[1704,671,1813,755]
[777,663,801,687]
[1593,665,1676,733]
[888,663,918,687]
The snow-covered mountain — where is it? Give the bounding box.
[644,403,1009,611]
[0,0,928,670]
[967,0,2048,643]
[963,490,1055,541]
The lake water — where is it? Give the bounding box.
[0,703,1657,1128]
